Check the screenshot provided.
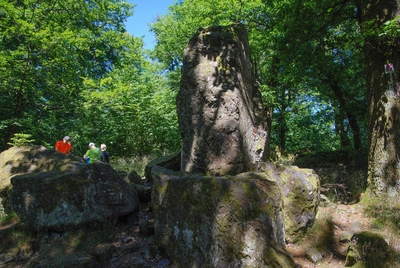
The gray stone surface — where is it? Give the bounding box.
[11,162,139,231]
[177,24,268,176]
[305,247,326,264]
[151,165,296,267]
[263,163,320,242]
[0,145,85,217]
[0,145,85,187]
[144,151,180,182]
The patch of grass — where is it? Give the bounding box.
[0,211,118,267]
[0,210,19,225]
[360,192,400,265]
[361,193,400,232]
[111,154,166,177]
[18,219,118,266]
[0,221,38,257]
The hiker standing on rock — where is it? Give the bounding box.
[100,144,110,164]
[84,142,101,164]
[55,136,72,155]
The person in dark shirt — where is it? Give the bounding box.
[100,143,110,164]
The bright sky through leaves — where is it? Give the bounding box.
[125,0,175,49]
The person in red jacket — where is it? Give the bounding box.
[55,136,72,154]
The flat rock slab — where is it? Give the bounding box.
[151,165,296,267]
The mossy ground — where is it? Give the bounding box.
[0,216,115,267]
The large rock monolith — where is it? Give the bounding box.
[150,24,320,267]
[177,24,268,176]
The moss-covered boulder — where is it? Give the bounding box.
[263,163,320,242]
[11,162,139,231]
[151,165,296,267]
[0,145,85,187]
[345,231,389,267]
[0,145,85,217]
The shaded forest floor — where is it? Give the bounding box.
[288,149,400,267]
[286,198,397,267]
[1,150,400,267]
[2,197,399,268]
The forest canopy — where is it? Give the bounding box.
[0,0,372,157]
[0,0,180,156]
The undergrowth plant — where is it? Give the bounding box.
[269,147,297,166]
[7,133,35,147]
[361,193,400,233]
[111,153,170,176]
[303,211,335,251]
[0,210,19,225]
[0,220,37,256]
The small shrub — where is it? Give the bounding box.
[0,221,37,256]
[269,147,297,166]
[7,133,35,147]
[361,193,400,231]
[0,210,19,225]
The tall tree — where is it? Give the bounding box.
[0,0,134,151]
[359,0,400,195]
[77,59,181,157]
[150,0,367,154]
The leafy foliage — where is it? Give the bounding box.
[74,61,181,157]
[0,0,134,151]
[150,0,367,155]
[7,133,35,147]
[0,0,181,158]
[0,0,376,168]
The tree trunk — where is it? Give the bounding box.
[334,105,352,149]
[360,0,400,195]
[329,80,363,150]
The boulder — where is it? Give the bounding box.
[0,145,85,217]
[11,162,139,231]
[177,24,268,176]
[124,170,152,202]
[144,151,180,182]
[0,145,85,188]
[263,163,320,242]
[124,170,143,184]
[345,231,389,267]
[151,165,296,267]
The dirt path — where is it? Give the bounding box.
[286,201,379,267]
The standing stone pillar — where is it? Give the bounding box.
[177,24,268,175]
